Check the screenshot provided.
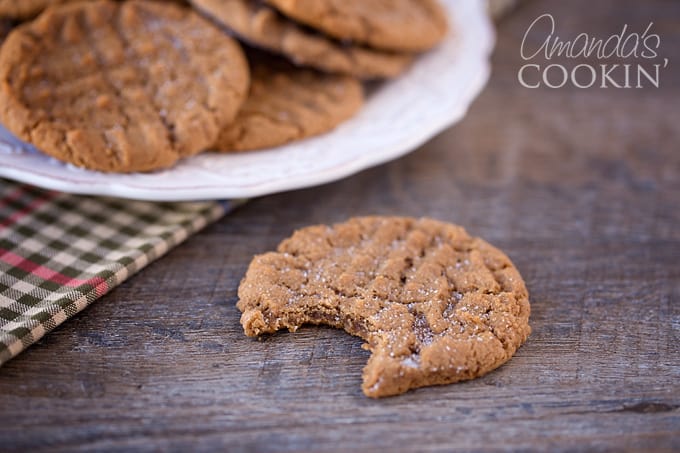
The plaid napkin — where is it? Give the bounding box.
[0,179,227,365]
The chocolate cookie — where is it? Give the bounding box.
[265,0,448,53]
[214,58,363,152]
[0,0,249,172]
[190,0,413,79]
[237,217,531,398]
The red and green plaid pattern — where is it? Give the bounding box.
[0,179,227,365]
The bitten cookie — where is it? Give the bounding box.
[190,0,413,79]
[237,217,531,398]
[0,0,249,172]
[213,58,363,152]
[265,0,448,53]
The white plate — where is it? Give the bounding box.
[0,0,494,201]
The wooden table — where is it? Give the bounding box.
[2,0,678,450]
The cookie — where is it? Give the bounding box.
[190,0,413,79]
[213,57,363,152]
[237,217,531,398]
[0,0,249,173]
[265,0,448,53]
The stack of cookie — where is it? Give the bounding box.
[0,0,447,173]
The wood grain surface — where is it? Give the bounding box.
[1,0,679,451]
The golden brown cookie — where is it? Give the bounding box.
[190,0,413,79]
[0,0,249,173]
[214,58,363,152]
[237,217,531,398]
[265,0,448,53]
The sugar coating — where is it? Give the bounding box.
[237,216,531,398]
